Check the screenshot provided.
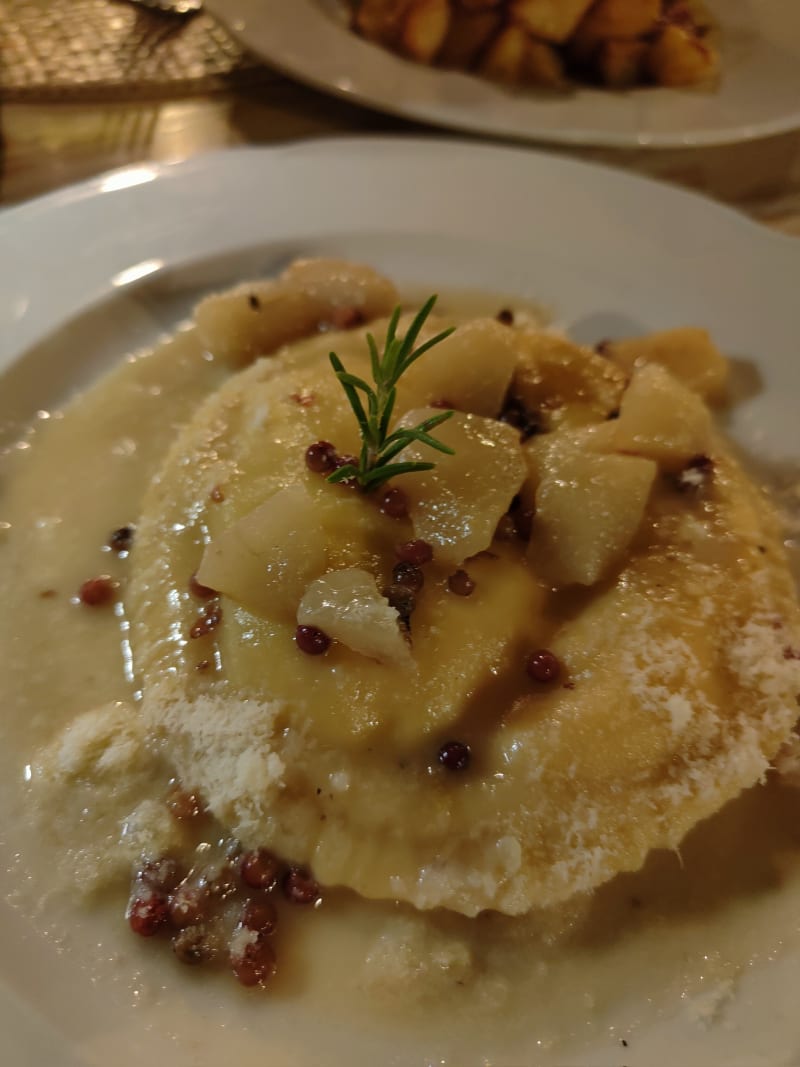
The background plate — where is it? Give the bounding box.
[204,0,800,148]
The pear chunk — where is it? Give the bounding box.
[196,484,327,618]
[604,363,712,470]
[398,318,520,417]
[512,332,626,430]
[195,259,397,367]
[398,408,527,565]
[530,451,657,586]
[604,327,728,400]
[298,568,411,666]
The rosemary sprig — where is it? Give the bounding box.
[327,297,456,491]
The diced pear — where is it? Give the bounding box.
[195,259,397,367]
[513,332,626,430]
[604,328,728,400]
[196,484,327,618]
[605,363,712,469]
[298,568,411,666]
[398,408,526,565]
[530,452,657,586]
[398,318,520,417]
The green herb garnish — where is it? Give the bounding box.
[327,296,456,492]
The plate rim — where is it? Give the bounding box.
[2,136,800,367]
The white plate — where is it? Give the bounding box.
[2,138,800,1065]
[204,0,800,148]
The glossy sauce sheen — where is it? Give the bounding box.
[3,311,800,1066]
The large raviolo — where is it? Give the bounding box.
[111,259,800,918]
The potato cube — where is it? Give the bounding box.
[522,39,567,89]
[353,0,412,44]
[604,327,728,400]
[647,23,719,87]
[603,362,712,469]
[575,0,661,39]
[398,317,520,417]
[438,8,502,69]
[197,484,328,618]
[478,23,528,82]
[298,568,412,666]
[399,0,452,62]
[510,0,595,43]
[398,408,527,564]
[595,38,648,88]
[530,451,657,586]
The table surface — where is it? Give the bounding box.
[2,1,800,238]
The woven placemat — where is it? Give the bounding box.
[0,0,275,100]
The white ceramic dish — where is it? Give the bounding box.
[203,0,800,149]
[2,138,800,1065]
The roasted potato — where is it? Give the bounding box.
[575,0,661,40]
[348,0,720,92]
[478,23,529,81]
[647,22,719,86]
[399,0,452,61]
[438,8,503,68]
[595,38,649,87]
[510,0,595,43]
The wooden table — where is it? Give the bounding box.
[2,3,800,237]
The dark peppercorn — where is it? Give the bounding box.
[447,570,475,597]
[392,561,424,593]
[395,539,433,566]
[168,884,211,929]
[139,856,184,894]
[240,848,281,891]
[437,740,471,772]
[173,924,215,965]
[295,625,331,656]
[78,575,116,606]
[526,649,561,683]
[166,785,205,821]
[230,933,277,987]
[248,293,261,311]
[283,866,321,905]
[499,396,541,441]
[305,440,338,474]
[386,585,416,630]
[108,525,134,553]
[190,599,222,639]
[128,889,169,936]
[496,308,514,326]
[379,486,409,519]
[241,898,278,935]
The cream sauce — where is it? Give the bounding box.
[3,309,800,1066]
